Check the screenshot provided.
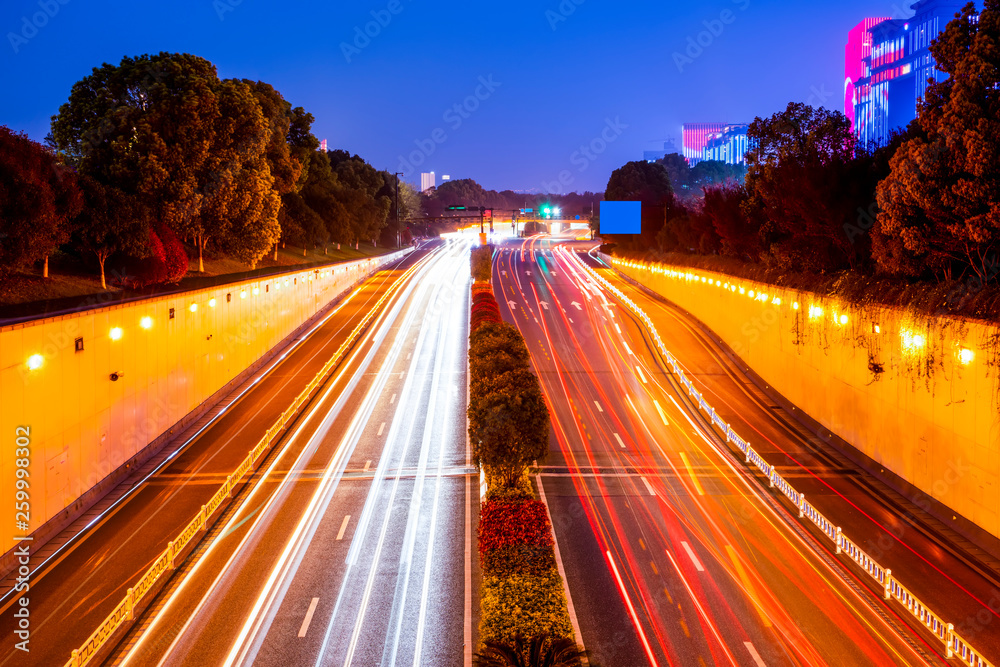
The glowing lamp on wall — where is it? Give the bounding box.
[839,314,849,325]
[959,348,974,365]
[209,298,217,308]
[140,316,153,330]
[190,303,198,313]
[27,354,43,371]
[109,327,123,341]
[253,287,260,296]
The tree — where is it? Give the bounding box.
[468,367,551,489]
[604,161,676,248]
[656,153,691,198]
[873,2,1000,281]
[74,174,150,289]
[328,151,391,245]
[744,102,876,271]
[0,126,81,277]
[702,183,761,261]
[50,53,279,271]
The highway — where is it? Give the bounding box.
[0,240,475,666]
[493,231,1000,667]
[108,238,473,666]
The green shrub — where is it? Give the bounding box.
[483,545,558,579]
[483,466,534,502]
[472,246,492,282]
[480,573,574,647]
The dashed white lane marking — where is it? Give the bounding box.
[623,341,634,356]
[681,541,704,572]
[615,323,622,334]
[640,476,656,496]
[594,401,603,413]
[363,460,371,472]
[390,393,396,404]
[336,515,351,541]
[613,433,626,448]
[654,399,669,426]
[636,365,647,383]
[377,422,385,436]
[745,642,766,667]
[298,597,320,637]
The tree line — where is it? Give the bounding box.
[604,2,1000,286]
[0,52,417,289]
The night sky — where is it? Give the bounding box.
[2,0,907,192]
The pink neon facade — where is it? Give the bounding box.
[845,17,888,132]
[682,123,726,164]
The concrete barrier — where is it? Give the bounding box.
[604,254,1000,541]
[0,250,411,556]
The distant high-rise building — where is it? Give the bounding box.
[420,171,436,192]
[702,124,750,165]
[849,1,966,146]
[682,123,727,165]
[320,139,328,152]
[643,138,681,163]
[442,175,451,182]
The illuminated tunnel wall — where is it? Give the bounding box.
[607,255,1000,540]
[0,250,410,553]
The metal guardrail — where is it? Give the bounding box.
[65,251,414,667]
[582,257,995,667]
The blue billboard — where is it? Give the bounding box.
[600,201,641,234]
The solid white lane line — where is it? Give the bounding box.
[613,433,626,448]
[681,541,705,572]
[390,393,396,404]
[594,400,603,413]
[377,422,385,436]
[336,515,351,541]
[641,476,656,496]
[654,399,669,426]
[464,475,473,667]
[636,365,647,384]
[745,642,766,667]
[298,598,320,637]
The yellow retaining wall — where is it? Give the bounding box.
[0,252,408,551]
[607,255,1000,540]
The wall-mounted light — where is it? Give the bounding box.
[110,371,123,382]
[27,354,43,371]
[209,298,217,308]
[241,291,247,299]
[190,303,198,313]
[140,316,153,330]
[253,287,260,295]
[109,327,123,341]
[959,348,974,365]
[839,314,849,325]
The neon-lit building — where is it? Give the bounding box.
[682,123,726,165]
[849,1,966,146]
[845,17,888,135]
[702,124,750,165]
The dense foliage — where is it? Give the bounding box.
[613,2,1000,289]
[1,51,399,288]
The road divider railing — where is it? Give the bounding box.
[66,256,415,667]
[578,255,994,667]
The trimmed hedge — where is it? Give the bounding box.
[478,500,554,556]
[483,544,558,579]
[480,572,574,647]
[472,246,492,282]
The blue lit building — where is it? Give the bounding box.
[850,0,965,146]
[702,124,750,165]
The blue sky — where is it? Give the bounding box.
[1,0,913,192]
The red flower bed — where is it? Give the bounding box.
[471,297,503,331]
[478,500,554,557]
